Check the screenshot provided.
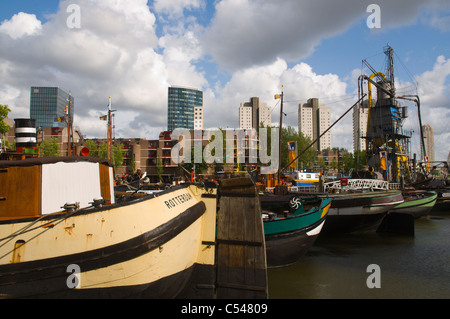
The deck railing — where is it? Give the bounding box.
[323,179,390,192]
[264,179,401,193]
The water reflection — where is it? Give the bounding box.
[268,209,450,299]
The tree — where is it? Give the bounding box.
[0,104,11,150]
[280,126,316,169]
[112,143,124,171]
[83,140,124,171]
[40,137,60,157]
[342,152,354,174]
[182,145,208,174]
[330,158,338,171]
[85,140,99,157]
[0,104,11,135]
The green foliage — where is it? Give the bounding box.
[112,143,124,171]
[40,137,60,157]
[182,145,208,173]
[0,105,11,132]
[85,140,99,157]
[280,126,317,169]
[83,140,124,171]
[0,105,11,146]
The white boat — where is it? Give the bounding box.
[0,157,217,298]
[286,171,320,187]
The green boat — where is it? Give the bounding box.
[260,195,331,267]
[390,190,437,218]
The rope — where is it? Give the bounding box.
[0,208,81,261]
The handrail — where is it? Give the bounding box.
[324,179,389,192]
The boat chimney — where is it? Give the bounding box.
[14,118,37,154]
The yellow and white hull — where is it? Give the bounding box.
[0,184,217,298]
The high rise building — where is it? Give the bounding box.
[298,98,331,151]
[194,106,203,130]
[30,87,74,128]
[422,124,435,162]
[168,86,203,131]
[238,97,271,130]
[258,102,271,128]
[352,99,373,153]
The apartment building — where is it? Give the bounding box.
[298,98,331,151]
[239,97,271,130]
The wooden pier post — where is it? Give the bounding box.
[215,176,268,299]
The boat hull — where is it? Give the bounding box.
[0,184,217,299]
[262,197,331,267]
[265,219,325,267]
[389,191,437,219]
[321,190,404,234]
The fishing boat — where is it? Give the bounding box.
[260,194,331,267]
[389,190,437,218]
[319,190,404,234]
[0,156,217,298]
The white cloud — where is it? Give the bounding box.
[0,0,448,160]
[414,56,450,160]
[416,55,450,106]
[0,12,42,39]
[201,0,450,71]
[0,0,207,139]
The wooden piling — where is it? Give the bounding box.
[215,176,268,299]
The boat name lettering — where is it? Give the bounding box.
[164,193,193,209]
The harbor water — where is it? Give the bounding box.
[268,208,450,299]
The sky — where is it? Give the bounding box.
[0,0,449,161]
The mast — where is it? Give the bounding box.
[275,86,284,183]
[67,92,73,156]
[384,45,396,97]
[107,96,113,163]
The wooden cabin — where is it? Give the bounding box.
[0,157,115,220]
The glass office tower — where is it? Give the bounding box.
[168,86,203,131]
[30,87,74,128]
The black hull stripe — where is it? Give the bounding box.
[0,201,206,286]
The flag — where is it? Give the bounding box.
[55,116,65,122]
[288,141,297,169]
[288,141,296,152]
[99,115,107,121]
[379,151,387,170]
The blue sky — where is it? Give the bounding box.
[0,0,449,160]
[0,0,60,22]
